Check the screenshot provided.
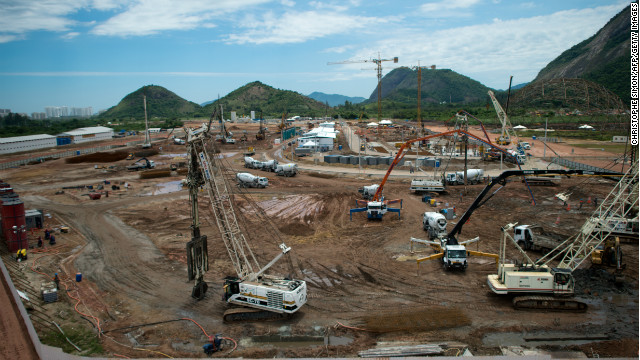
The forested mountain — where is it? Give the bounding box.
[368,67,493,105]
[307,92,366,107]
[532,5,631,103]
[201,81,330,118]
[99,85,201,119]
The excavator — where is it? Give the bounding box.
[184,118,307,322]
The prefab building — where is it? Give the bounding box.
[57,126,114,145]
[0,134,57,154]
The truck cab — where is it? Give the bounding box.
[443,244,468,271]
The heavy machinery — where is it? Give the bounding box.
[126,157,155,171]
[256,118,266,140]
[513,224,565,253]
[185,122,307,321]
[445,169,484,185]
[275,163,298,177]
[350,129,515,221]
[409,178,446,193]
[481,165,633,311]
[422,212,447,240]
[357,184,379,200]
[411,212,498,272]
[236,172,268,188]
[488,90,517,147]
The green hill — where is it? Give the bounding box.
[201,81,330,118]
[99,85,201,119]
[533,5,630,103]
[307,92,366,106]
[367,67,493,105]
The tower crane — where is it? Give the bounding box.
[328,54,398,122]
[185,119,307,321]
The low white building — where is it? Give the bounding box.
[0,134,57,154]
[57,126,114,145]
[297,124,338,152]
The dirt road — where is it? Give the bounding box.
[1,130,637,358]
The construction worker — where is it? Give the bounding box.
[16,249,27,262]
[54,273,60,289]
[44,229,50,241]
[49,234,56,245]
[37,236,43,248]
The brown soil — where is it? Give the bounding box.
[0,121,637,359]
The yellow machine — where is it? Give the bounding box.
[590,237,623,268]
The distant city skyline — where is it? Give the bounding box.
[0,0,629,114]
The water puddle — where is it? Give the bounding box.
[483,331,608,348]
[143,180,184,196]
[242,335,352,348]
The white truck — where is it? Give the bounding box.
[422,212,448,240]
[358,184,379,200]
[275,163,298,177]
[445,169,484,185]
[236,172,268,188]
[260,159,278,172]
[244,157,263,169]
[513,224,564,253]
[410,178,446,193]
[411,235,480,271]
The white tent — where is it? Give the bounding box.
[513,125,527,130]
[579,124,594,129]
[379,119,393,125]
[367,122,379,127]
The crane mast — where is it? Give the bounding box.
[185,123,307,319]
[488,90,517,146]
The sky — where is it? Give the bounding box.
[0,0,629,115]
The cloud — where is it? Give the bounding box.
[225,10,390,44]
[91,0,271,36]
[0,0,79,35]
[322,45,356,54]
[339,4,627,88]
[61,32,80,40]
[419,0,481,17]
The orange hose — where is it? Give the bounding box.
[180,318,237,353]
[336,321,369,331]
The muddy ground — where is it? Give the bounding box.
[1,122,638,358]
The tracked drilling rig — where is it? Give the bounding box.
[185,122,307,321]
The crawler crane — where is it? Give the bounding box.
[185,122,307,322]
[482,165,633,311]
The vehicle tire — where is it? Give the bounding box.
[517,240,526,250]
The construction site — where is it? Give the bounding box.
[0,109,638,359]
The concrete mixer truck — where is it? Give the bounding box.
[445,169,484,185]
[358,184,380,200]
[423,212,448,240]
[236,172,269,188]
[275,163,298,177]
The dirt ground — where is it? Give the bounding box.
[1,121,638,359]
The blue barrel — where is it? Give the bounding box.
[76,150,81,155]
[76,273,82,282]
[532,135,536,140]
[338,145,342,150]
